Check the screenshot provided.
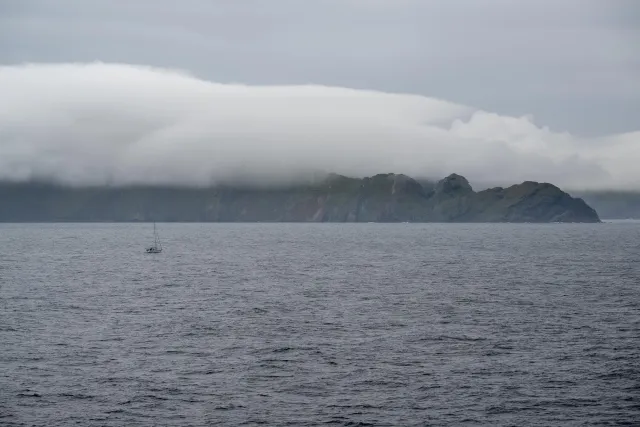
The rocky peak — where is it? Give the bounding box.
[434,173,474,197]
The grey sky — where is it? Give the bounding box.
[1,0,638,136]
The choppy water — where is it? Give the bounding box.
[1,222,639,426]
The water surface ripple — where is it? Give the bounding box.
[1,222,639,426]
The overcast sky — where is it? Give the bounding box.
[1,0,638,136]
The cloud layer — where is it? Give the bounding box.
[2,0,638,136]
[0,62,638,190]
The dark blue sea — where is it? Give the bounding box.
[1,222,639,426]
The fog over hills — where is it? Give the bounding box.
[1,62,639,192]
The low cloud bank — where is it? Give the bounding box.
[0,62,637,190]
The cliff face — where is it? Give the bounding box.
[0,173,601,223]
[459,180,602,223]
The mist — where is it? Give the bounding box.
[0,62,638,191]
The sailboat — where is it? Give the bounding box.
[145,222,163,254]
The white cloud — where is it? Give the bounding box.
[0,62,637,190]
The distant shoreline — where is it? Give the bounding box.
[0,173,602,223]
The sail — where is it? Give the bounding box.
[154,222,162,250]
[146,222,163,253]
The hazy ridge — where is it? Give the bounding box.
[571,191,640,219]
[0,173,600,223]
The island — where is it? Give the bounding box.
[0,173,601,223]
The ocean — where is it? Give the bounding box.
[1,222,639,426]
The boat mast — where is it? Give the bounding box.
[154,222,161,249]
